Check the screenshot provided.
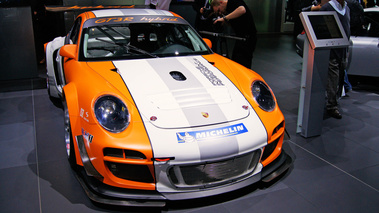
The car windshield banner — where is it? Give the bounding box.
[83,15,187,28]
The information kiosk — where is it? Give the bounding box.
[297,11,350,138]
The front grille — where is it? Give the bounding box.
[168,150,261,188]
[106,162,154,183]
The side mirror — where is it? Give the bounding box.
[203,38,212,49]
[59,44,77,59]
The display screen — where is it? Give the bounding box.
[308,15,343,40]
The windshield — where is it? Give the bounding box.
[80,23,212,60]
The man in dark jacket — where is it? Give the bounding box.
[292,0,314,37]
[211,0,257,69]
[346,0,365,36]
[321,0,351,119]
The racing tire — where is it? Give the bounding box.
[63,95,77,168]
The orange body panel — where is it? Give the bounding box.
[63,59,155,190]
[203,54,285,166]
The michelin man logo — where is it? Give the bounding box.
[176,123,248,143]
[176,132,197,143]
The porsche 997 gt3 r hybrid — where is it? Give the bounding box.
[45,8,292,207]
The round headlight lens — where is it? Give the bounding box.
[251,81,275,111]
[94,96,130,133]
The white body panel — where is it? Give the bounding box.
[114,56,268,193]
[114,56,251,129]
[45,36,65,98]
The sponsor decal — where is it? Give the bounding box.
[139,17,178,23]
[80,108,90,122]
[82,128,94,143]
[95,17,134,24]
[193,58,224,86]
[91,16,179,25]
[202,112,209,118]
[176,123,248,143]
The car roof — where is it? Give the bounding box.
[364,7,379,13]
[90,8,175,18]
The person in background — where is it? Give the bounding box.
[145,0,172,10]
[193,0,221,52]
[146,0,158,9]
[321,0,351,119]
[341,0,364,94]
[302,0,323,11]
[193,0,215,32]
[346,0,365,36]
[211,0,257,69]
[291,0,314,37]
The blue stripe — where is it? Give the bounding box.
[176,123,248,143]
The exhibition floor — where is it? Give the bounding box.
[0,34,378,212]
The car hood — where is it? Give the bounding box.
[112,56,252,129]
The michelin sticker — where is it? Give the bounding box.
[176,123,248,143]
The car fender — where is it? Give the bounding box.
[63,83,83,166]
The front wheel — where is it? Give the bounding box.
[63,96,76,168]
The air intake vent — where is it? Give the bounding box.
[103,148,146,159]
[106,162,154,183]
[168,150,261,188]
[170,71,187,81]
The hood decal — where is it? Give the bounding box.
[113,56,266,161]
[193,58,224,86]
[114,56,251,129]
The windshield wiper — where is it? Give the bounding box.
[95,38,158,58]
[125,43,159,58]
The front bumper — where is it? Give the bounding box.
[73,149,292,207]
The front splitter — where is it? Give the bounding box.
[72,149,292,207]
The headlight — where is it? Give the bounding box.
[251,80,275,112]
[94,95,130,133]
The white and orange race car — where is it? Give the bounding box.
[45,8,292,207]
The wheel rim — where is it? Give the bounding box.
[63,99,71,158]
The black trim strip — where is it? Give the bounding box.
[261,150,292,183]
